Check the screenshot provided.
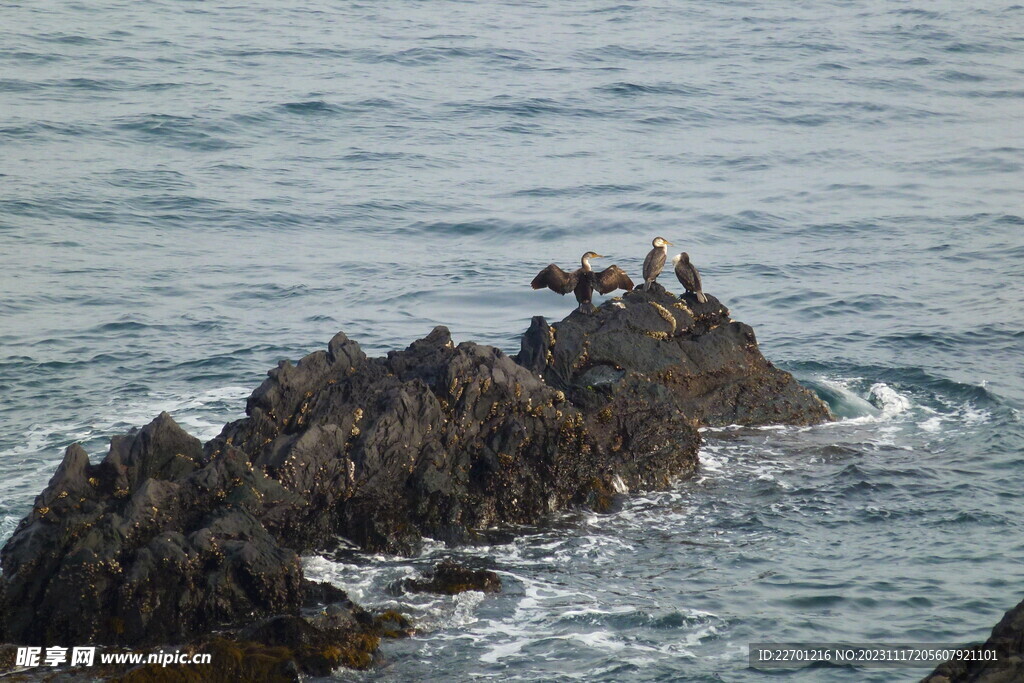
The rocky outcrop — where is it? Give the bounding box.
[0,413,304,647]
[517,284,830,426]
[401,560,502,595]
[0,288,828,658]
[204,319,711,556]
[924,596,1024,683]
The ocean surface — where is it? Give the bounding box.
[2,1,1023,680]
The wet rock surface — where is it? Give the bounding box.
[924,596,1024,683]
[402,559,503,595]
[0,291,828,671]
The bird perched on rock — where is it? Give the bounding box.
[673,252,708,303]
[642,236,673,291]
[532,251,634,313]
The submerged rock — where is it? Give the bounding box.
[402,559,503,595]
[924,596,1024,683]
[0,290,828,658]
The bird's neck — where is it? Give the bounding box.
[581,257,592,272]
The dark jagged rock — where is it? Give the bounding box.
[924,596,1024,683]
[402,559,502,595]
[206,324,700,556]
[239,613,377,675]
[517,284,831,426]
[114,613,385,682]
[113,606,408,680]
[301,578,350,608]
[0,413,304,647]
[0,291,828,661]
[373,610,414,638]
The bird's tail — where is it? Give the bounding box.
[696,292,708,304]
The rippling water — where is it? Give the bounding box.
[2,1,1022,680]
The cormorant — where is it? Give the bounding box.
[642,236,673,291]
[673,252,708,303]
[532,251,634,313]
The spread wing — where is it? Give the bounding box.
[594,265,635,294]
[531,263,578,294]
[674,259,702,293]
[643,248,666,281]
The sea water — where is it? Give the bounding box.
[1,1,1022,680]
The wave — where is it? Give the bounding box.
[803,379,881,419]
[577,45,698,62]
[360,46,535,67]
[593,81,707,97]
[445,97,613,120]
[113,114,240,151]
[277,99,344,115]
[511,184,643,198]
[397,218,570,242]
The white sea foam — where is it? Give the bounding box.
[97,385,251,442]
[1,385,253,478]
[868,382,912,417]
[479,636,529,664]
[960,405,991,426]
[564,630,625,651]
[449,591,487,627]
[802,379,918,431]
[0,515,21,541]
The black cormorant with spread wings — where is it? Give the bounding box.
[642,236,673,291]
[531,251,634,313]
[673,252,708,303]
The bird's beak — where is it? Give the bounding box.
[593,254,605,258]
[667,241,675,246]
